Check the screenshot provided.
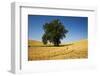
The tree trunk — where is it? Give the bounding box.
[54,43,59,46]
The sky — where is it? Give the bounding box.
[28,15,88,43]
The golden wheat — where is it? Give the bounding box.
[28,39,88,60]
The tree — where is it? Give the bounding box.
[42,19,68,46]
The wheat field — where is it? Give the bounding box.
[28,39,88,61]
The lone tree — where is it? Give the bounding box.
[42,19,68,46]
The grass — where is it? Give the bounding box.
[28,39,88,61]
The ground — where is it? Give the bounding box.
[28,39,88,61]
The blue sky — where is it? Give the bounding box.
[28,15,88,43]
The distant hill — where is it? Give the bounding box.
[28,39,88,47]
[68,39,87,45]
[28,40,43,47]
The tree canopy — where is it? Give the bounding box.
[42,19,68,46]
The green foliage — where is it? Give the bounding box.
[42,34,47,45]
[42,19,68,46]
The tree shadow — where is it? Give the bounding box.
[28,43,74,47]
